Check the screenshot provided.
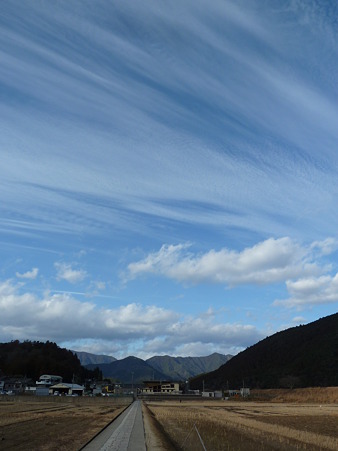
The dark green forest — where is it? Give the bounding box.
[0,340,102,382]
[190,313,338,390]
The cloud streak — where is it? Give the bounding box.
[0,1,338,355]
[0,0,338,243]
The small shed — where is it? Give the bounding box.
[240,387,250,397]
[36,387,49,396]
[228,390,240,397]
[202,391,222,398]
[50,383,84,396]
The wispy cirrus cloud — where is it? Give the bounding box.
[1,0,338,244]
[1,0,338,355]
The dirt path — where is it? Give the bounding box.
[142,402,176,450]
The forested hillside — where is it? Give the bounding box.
[0,340,102,382]
[190,313,338,390]
[73,350,116,366]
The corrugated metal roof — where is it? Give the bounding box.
[51,383,84,390]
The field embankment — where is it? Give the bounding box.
[251,387,338,403]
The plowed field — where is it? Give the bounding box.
[0,395,131,450]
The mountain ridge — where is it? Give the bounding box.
[190,313,338,390]
[85,356,169,384]
[147,352,232,380]
[82,352,232,382]
[72,350,116,366]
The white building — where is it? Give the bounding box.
[202,391,223,398]
[36,375,62,386]
[49,383,84,396]
[240,387,250,397]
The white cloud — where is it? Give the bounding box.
[275,274,338,308]
[127,237,338,311]
[0,279,176,342]
[54,262,87,284]
[137,314,261,359]
[310,237,338,256]
[16,267,39,279]
[0,279,262,358]
[0,2,337,357]
[292,316,306,324]
[127,237,327,286]
[94,281,106,291]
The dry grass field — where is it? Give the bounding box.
[0,395,131,450]
[145,389,338,451]
[1,389,337,450]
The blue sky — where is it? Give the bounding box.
[1,0,338,359]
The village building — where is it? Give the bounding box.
[202,390,223,398]
[101,383,115,395]
[240,387,250,397]
[36,374,63,386]
[35,374,63,396]
[228,389,240,397]
[0,377,33,394]
[226,388,250,398]
[49,383,85,396]
[141,381,180,394]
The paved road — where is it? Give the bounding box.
[82,400,146,451]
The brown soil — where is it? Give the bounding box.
[0,395,131,450]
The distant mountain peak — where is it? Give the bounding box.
[146,353,232,380]
[72,350,116,366]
